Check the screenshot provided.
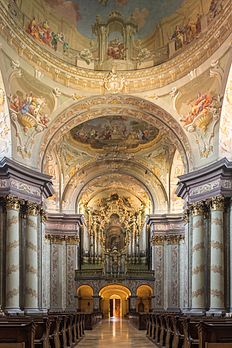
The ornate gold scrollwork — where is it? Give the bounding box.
[183,209,189,224]
[45,234,80,244]
[211,196,224,211]
[27,202,39,216]
[191,201,205,216]
[40,208,47,223]
[152,234,184,245]
[6,195,20,210]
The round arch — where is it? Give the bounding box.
[40,94,192,172]
[61,161,168,213]
[99,284,131,318]
[77,285,94,313]
[136,284,153,313]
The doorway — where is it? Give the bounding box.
[109,296,121,317]
[99,284,131,318]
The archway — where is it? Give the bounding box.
[99,284,131,318]
[77,285,93,313]
[136,285,153,313]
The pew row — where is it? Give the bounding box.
[0,312,86,348]
[146,312,232,348]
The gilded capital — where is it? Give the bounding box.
[191,202,205,216]
[211,196,224,211]
[6,195,20,210]
[183,209,189,224]
[40,208,47,223]
[27,202,39,216]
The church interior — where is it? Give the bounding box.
[0,0,232,346]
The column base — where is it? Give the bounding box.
[166,307,181,313]
[24,308,43,315]
[39,309,49,314]
[4,308,24,315]
[206,309,226,316]
[189,308,206,315]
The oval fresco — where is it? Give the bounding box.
[70,116,159,150]
[45,0,184,39]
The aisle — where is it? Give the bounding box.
[77,318,157,347]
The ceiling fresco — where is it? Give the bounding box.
[78,173,151,208]
[44,0,184,39]
[70,116,159,151]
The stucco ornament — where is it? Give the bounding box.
[9,93,50,158]
[180,93,221,158]
[104,68,125,94]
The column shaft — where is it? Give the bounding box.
[24,203,39,313]
[191,202,205,312]
[209,196,225,312]
[5,196,21,313]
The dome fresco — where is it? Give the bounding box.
[45,0,184,39]
[16,0,220,70]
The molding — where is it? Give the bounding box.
[176,157,232,203]
[0,157,53,203]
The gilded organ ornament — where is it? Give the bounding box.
[84,192,145,272]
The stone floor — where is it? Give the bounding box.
[76,318,157,347]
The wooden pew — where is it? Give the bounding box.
[164,315,174,348]
[172,316,185,348]
[0,322,36,348]
[198,321,232,348]
[159,314,167,347]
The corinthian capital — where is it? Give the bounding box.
[6,195,20,210]
[40,208,47,223]
[191,202,204,216]
[211,196,224,211]
[27,202,39,216]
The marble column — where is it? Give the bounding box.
[24,202,39,313]
[191,202,206,313]
[182,210,190,311]
[40,209,50,312]
[5,196,22,314]
[209,196,225,313]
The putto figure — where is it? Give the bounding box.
[27,17,69,53]
[9,93,49,133]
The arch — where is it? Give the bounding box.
[99,284,131,318]
[219,62,232,160]
[77,285,94,313]
[99,283,131,298]
[40,95,192,172]
[136,284,153,313]
[61,161,168,213]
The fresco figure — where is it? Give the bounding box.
[180,93,221,133]
[71,116,158,150]
[27,18,69,53]
[107,38,126,60]
[171,25,184,50]
[9,93,49,128]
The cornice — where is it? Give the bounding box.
[176,157,232,202]
[0,157,53,202]
[0,0,231,92]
